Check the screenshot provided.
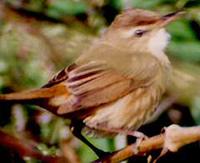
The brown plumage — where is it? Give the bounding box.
[0,8,183,156]
[111,9,160,28]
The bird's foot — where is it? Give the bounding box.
[128,131,148,139]
[128,131,148,153]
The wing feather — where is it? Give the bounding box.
[57,61,133,114]
[44,43,162,116]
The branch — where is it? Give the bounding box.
[93,124,200,163]
[0,130,65,163]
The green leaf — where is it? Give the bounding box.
[40,118,64,144]
[37,144,57,156]
[191,96,200,125]
[167,20,196,41]
[26,0,45,12]
[167,41,200,62]
[132,0,163,9]
[46,0,87,18]
[78,136,114,163]
[109,0,123,9]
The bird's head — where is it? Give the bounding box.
[104,9,183,59]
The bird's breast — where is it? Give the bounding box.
[83,83,163,136]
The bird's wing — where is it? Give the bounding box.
[57,61,134,114]
[42,64,77,88]
[45,44,161,115]
[76,43,161,81]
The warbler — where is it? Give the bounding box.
[0,9,182,157]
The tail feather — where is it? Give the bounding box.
[0,84,68,102]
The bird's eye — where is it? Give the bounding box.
[134,29,146,37]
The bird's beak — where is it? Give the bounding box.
[158,10,185,27]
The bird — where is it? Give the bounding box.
[0,9,182,157]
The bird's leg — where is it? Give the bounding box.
[70,120,109,158]
[100,127,148,152]
[93,126,148,140]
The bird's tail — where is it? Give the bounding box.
[0,84,68,103]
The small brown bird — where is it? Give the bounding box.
[0,9,182,156]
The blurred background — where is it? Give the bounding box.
[0,0,200,162]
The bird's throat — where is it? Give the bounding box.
[148,28,170,64]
